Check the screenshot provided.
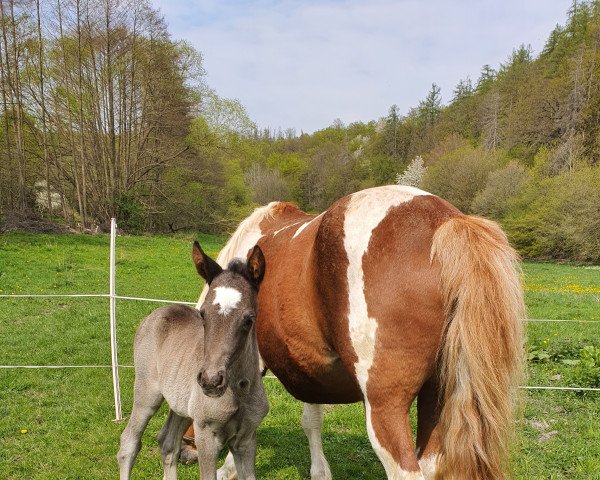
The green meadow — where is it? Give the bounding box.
[0,232,598,479]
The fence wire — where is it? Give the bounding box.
[1,290,599,392]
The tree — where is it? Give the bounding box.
[481,91,501,150]
[471,161,527,218]
[476,64,497,93]
[396,155,426,187]
[386,104,400,157]
[422,145,501,212]
[200,88,256,137]
[418,83,442,125]
[452,77,473,102]
[245,163,290,204]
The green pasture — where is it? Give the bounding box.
[0,232,599,479]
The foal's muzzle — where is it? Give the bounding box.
[198,368,228,397]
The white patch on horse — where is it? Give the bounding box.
[365,401,425,480]
[418,455,438,480]
[292,222,310,239]
[343,185,430,392]
[292,212,323,239]
[344,186,430,478]
[273,221,303,237]
[212,287,242,316]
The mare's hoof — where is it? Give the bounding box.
[179,444,198,465]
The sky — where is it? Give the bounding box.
[151,0,573,134]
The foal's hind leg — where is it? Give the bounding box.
[302,403,332,480]
[416,379,441,480]
[158,410,192,480]
[117,389,163,480]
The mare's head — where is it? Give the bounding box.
[192,241,265,398]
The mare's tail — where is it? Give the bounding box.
[430,215,525,480]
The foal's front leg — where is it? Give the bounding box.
[230,430,258,480]
[195,423,224,480]
[158,410,192,480]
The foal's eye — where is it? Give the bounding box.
[242,314,255,330]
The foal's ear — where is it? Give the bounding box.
[247,245,266,287]
[192,241,223,284]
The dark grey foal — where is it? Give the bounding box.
[117,242,268,480]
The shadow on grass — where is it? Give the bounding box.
[255,425,383,479]
[176,424,384,479]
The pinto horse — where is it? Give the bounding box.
[188,185,525,480]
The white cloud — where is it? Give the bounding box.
[152,0,571,133]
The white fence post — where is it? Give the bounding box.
[110,218,123,421]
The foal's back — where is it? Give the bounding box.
[134,304,203,415]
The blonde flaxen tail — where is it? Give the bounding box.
[431,215,525,480]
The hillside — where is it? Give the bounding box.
[0,0,598,261]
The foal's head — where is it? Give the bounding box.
[192,241,265,398]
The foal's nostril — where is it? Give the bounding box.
[213,370,225,389]
[199,369,227,394]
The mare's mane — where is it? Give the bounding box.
[196,202,284,307]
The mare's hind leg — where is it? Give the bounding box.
[158,410,192,480]
[216,452,237,480]
[301,403,332,480]
[416,379,441,480]
[117,388,163,480]
[362,354,429,480]
[366,396,423,480]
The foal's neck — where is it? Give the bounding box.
[229,329,261,383]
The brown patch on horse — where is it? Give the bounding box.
[258,201,309,233]
[270,201,303,217]
[361,195,459,469]
[255,196,361,404]
[312,194,364,400]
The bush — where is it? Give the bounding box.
[506,166,600,261]
[472,161,527,218]
[421,145,503,212]
[116,192,146,233]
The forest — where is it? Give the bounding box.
[0,0,598,261]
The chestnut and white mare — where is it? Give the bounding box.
[192,185,525,480]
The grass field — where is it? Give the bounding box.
[0,232,599,479]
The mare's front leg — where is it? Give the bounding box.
[302,403,332,480]
[195,422,224,480]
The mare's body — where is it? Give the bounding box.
[192,185,524,480]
